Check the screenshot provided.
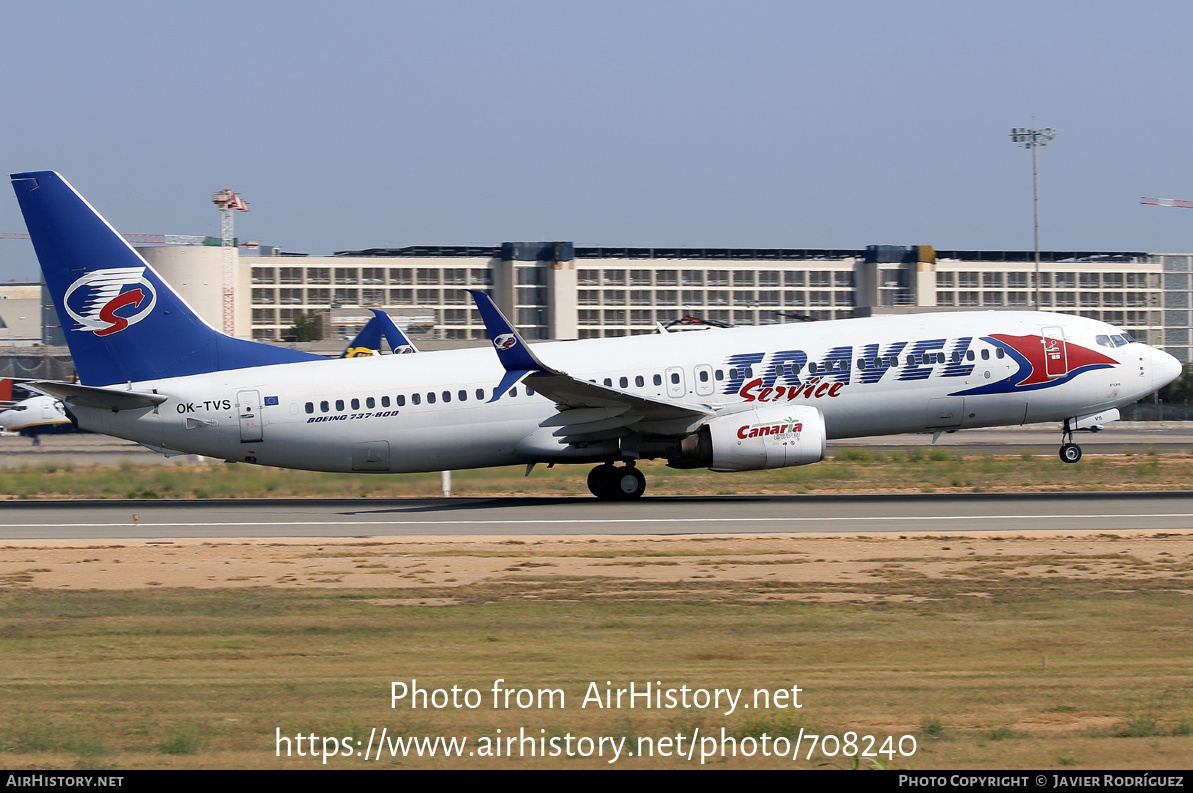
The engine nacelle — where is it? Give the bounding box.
[676,405,826,472]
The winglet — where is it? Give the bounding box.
[469,290,549,402]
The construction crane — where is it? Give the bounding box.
[212,189,249,334]
[1,231,206,245]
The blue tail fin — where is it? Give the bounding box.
[11,171,321,386]
[341,309,419,357]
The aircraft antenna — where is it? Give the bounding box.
[212,189,249,335]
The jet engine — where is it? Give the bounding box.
[674,405,826,472]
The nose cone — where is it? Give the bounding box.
[1151,347,1183,390]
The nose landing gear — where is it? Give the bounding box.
[1058,419,1082,464]
[587,462,646,500]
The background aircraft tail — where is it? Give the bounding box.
[10,171,320,386]
[341,309,419,357]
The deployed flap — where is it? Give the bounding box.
[30,380,167,412]
[468,290,713,422]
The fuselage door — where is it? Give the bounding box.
[1041,326,1068,378]
[237,389,264,443]
[694,364,715,396]
[665,366,686,398]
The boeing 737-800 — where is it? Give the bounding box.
[10,171,1183,498]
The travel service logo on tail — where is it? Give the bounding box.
[64,267,157,336]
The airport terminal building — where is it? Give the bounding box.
[14,241,1193,365]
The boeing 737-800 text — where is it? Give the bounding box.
[11,171,1182,498]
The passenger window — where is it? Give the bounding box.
[699,370,709,382]
[427,392,436,404]
[906,355,915,367]
[635,375,644,387]
[981,349,990,360]
[995,349,1005,359]
[809,362,818,375]
[857,359,866,370]
[397,395,406,406]
[620,377,628,388]
[745,367,754,377]
[351,398,360,410]
[381,396,391,407]
[509,388,518,397]
[604,378,612,386]
[670,372,680,384]
[653,374,663,386]
[366,397,375,409]
[951,352,961,363]
[320,401,329,412]
[305,402,314,414]
[966,350,975,361]
[442,391,451,403]
[728,368,738,379]
[526,386,535,396]
[459,390,467,401]
[890,356,899,368]
[336,399,345,411]
[411,394,420,405]
[476,389,485,400]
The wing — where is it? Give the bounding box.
[469,291,714,449]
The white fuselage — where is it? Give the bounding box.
[71,311,1173,473]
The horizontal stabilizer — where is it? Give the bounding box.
[30,381,166,412]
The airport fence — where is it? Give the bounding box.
[1119,402,1193,421]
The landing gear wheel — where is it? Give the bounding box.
[587,464,616,499]
[1059,443,1082,464]
[612,466,646,500]
[587,464,647,500]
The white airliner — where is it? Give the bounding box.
[0,311,415,442]
[0,393,78,441]
[10,171,1183,499]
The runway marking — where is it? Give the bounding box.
[4,513,1193,529]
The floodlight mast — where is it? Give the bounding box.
[1010,127,1056,310]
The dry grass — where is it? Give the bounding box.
[0,450,1189,500]
[1,532,1191,769]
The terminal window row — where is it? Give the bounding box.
[576,270,854,288]
[250,288,484,306]
[936,271,1160,289]
[251,267,493,286]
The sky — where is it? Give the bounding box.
[3,1,1193,281]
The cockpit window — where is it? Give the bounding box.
[1110,335,1127,347]
[1122,332,1136,343]
[1095,335,1113,347]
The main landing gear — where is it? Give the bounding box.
[1058,419,1082,464]
[587,462,646,500]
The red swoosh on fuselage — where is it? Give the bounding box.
[990,334,1117,386]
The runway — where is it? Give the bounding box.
[1,491,1191,540]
